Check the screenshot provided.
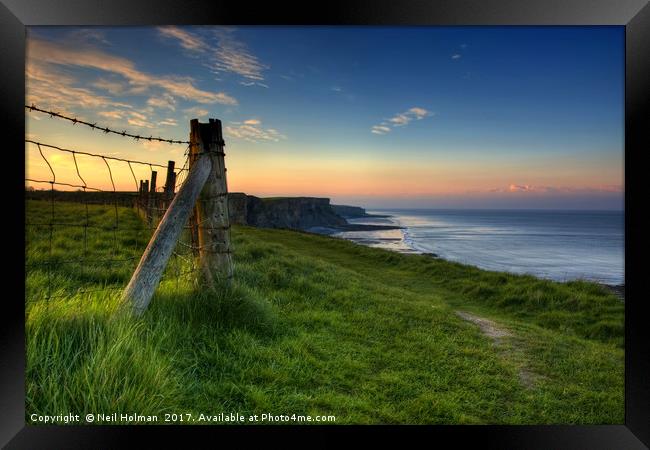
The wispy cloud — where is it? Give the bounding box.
[279,72,304,82]
[508,184,535,192]
[97,110,125,120]
[68,29,112,46]
[240,80,268,88]
[371,107,432,135]
[491,184,624,194]
[183,106,210,119]
[26,63,131,113]
[158,26,208,52]
[96,109,157,129]
[27,37,237,106]
[147,94,176,111]
[209,28,269,85]
[371,125,391,135]
[92,78,128,95]
[452,43,468,60]
[225,119,286,143]
[158,118,178,127]
[158,26,269,87]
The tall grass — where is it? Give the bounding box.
[25,200,624,424]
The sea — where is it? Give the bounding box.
[333,209,624,285]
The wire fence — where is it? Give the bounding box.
[25,104,205,305]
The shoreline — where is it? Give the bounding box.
[317,212,626,300]
[306,223,403,235]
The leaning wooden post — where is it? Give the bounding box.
[189,118,233,287]
[120,150,213,316]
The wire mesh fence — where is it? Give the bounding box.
[25,105,206,306]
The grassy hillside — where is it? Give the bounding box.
[26,200,624,424]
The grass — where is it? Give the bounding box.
[26,199,624,424]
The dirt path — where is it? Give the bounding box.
[455,311,512,344]
[455,310,541,389]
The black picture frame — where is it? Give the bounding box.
[2,0,648,447]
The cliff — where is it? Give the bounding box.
[331,204,369,218]
[25,189,396,232]
[228,193,348,230]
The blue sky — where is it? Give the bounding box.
[26,26,624,209]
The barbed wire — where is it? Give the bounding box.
[26,136,203,304]
[25,103,234,306]
[26,104,193,145]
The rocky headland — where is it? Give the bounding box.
[228,193,400,233]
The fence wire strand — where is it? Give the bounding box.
[24,101,226,305]
[25,128,205,303]
[26,104,194,146]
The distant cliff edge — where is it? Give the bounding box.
[331,204,391,219]
[228,194,398,232]
[25,189,398,233]
[330,204,369,218]
[228,193,347,230]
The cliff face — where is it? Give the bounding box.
[331,204,368,218]
[25,190,350,231]
[229,193,347,230]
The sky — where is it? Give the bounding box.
[25,26,624,209]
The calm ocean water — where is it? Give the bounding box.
[334,209,624,285]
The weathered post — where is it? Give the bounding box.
[163,160,176,207]
[189,118,233,287]
[142,180,150,223]
[150,171,157,193]
[120,151,213,316]
[137,180,143,211]
[149,171,157,222]
[187,142,200,258]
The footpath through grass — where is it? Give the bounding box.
[26,200,624,424]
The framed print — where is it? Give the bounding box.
[1,0,649,448]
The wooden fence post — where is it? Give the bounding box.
[138,180,146,216]
[189,118,233,287]
[187,145,200,258]
[120,151,213,316]
[150,171,157,193]
[149,171,157,222]
[164,160,175,207]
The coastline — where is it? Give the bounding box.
[306,223,403,235]
[318,211,625,300]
